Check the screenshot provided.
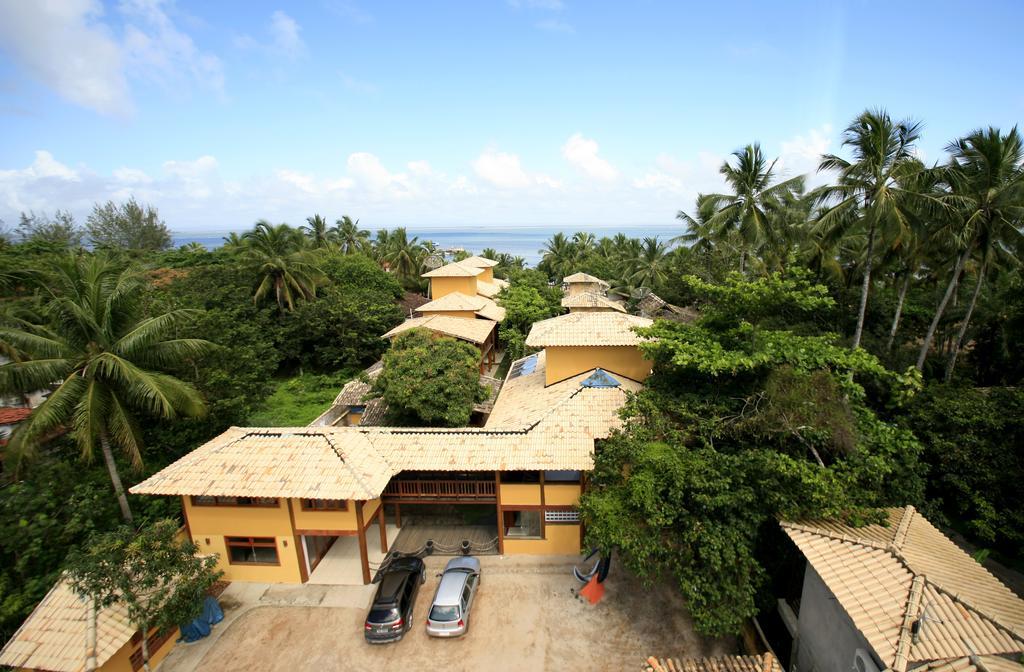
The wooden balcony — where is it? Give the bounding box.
[383,479,497,502]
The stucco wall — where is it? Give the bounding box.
[430,276,477,299]
[500,484,542,506]
[544,484,581,506]
[795,564,882,672]
[503,524,581,555]
[544,345,651,385]
[291,498,358,532]
[98,626,178,672]
[477,267,494,282]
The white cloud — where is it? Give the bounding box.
[777,123,833,181]
[269,11,304,58]
[407,160,433,177]
[0,0,130,115]
[113,167,152,184]
[472,149,531,189]
[562,133,617,181]
[162,155,219,198]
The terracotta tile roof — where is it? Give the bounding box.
[475,279,502,298]
[916,656,1024,672]
[475,299,506,322]
[644,654,783,672]
[560,291,627,312]
[422,261,483,278]
[485,351,641,431]
[0,406,32,424]
[0,577,135,672]
[782,506,1024,672]
[525,312,653,347]
[419,292,488,313]
[459,255,499,268]
[381,315,496,345]
[563,272,610,287]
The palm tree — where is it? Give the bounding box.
[334,216,369,255]
[373,228,392,263]
[383,227,424,287]
[220,232,245,253]
[539,232,577,279]
[814,110,929,350]
[179,241,205,254]
[629,237,669,290]
[702,143,805,274]
[0,255,211,522]
[242,220,325,311]
[915,127,1024,375]
[572,232,596,258]
[481,247,500,261]
[301,214,335,249]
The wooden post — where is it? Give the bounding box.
[378,505,388,554]
[287,499,309,583]
[495,470,504,555]
[394,502,402,528]
[355,501,371,584]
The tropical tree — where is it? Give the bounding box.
[539,232,577,279]
[220,232,245,252]
[373,228,392,262]
[700,143,805,274]
[0,255,212,522]
[915,127,1024,376]
[572,231,596,258]
[301,214,335,249]
[814,110,929,350]
[629,236,670,290]
[334,216,369,255]
[382,227,425,288]
[242,220,325,311]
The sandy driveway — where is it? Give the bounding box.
[184,555,734,672]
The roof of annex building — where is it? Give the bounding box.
[563,272,610,287]
[417,292,506,322]
[475,278,507,298]
[782,506,1024,672]
[0,577,135,672]
[643,653,783,672]
[486,351,641,431]
[525,311,653,348]
[131,367,632,500]
[421,261,484,278]
[560,291,627,312]
[381,315,496,345]
[459,255,500,268]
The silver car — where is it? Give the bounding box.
[425,556,481,637]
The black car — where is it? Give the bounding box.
[364,557,426,643]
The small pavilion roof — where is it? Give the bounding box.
[525,312,652,347]
[381,315,496,345]
[459,255,500,268]
[563,272,610,287]
[422,262,483,278]
[560,292,627,312]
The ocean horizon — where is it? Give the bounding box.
[172,224,684,265]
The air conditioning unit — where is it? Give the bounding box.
[853,649,881,672]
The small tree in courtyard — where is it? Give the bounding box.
[65,520,222,672]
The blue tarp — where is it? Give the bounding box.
[178,596,224,643]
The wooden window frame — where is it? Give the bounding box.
[191,496,279,508]
[502,508,544,540]
[129,627,176,671]
[300,498,349,512]
[224,536,280,566]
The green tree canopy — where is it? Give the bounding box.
[86,198,172,251]
[372,329,486,426]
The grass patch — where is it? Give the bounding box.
[247,371,353,426]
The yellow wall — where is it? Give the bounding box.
[421,309,478,320]
[291,498,358,532]
[97,626,178,672]
[545,345,651,385]
[503,524,581,555]
[430,276,477,299]
[500,484,542,506]
[362,498,382,521]
[477,267,494,283]
[346,410,363,426]
[544,484,581,506]
[184,498,302,583]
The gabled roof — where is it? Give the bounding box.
[476,279,505,298]
[381,315,496,345]
[0,406,32,424]
[475,299,506,322]
[563,272,610,287]
[560,291,627,312]
[782,506,1024,672]
[0,577,135,672]
[418,292,487,313]
[422,261,484,278]
[459,255,499,268]
[525,312,653,347]
[644,654,783,672]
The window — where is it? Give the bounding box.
[503,510,542,539]
[191,496,278,507]
[501,471,540,484]
[225,536,279,565]
[544,509,581,524]
[544,470,581,483]
[300,498,348,511]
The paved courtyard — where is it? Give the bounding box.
[161,555,736,672]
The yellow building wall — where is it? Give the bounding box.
[291,499,358,532]
[421,309,478,320]
[544,484,582,506]
[184,498,302,583]
[97,626,178,672]
[500,484,542,506]
[503,524,581,555]
[545,345,651,385]
[477,267,494,283]
[430,276,477,299]
[346,410,363,426]
[362,498,382,521]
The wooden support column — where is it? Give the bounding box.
[287,498,309,583]
[355,501,371,585]
[377,505,388,554]
[394,502,402,528]
[495,470,504,555]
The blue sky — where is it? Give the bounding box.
[0,0,1021,234]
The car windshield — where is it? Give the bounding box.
[429,604,460,622]
[367,607,399,623]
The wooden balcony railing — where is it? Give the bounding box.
[383,479,497,501]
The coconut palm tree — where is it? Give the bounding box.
[243,220,325,311]
[702,143,805,274]
[0,255,211,522]
[383,227,425,287]
[334,216,369,255]
[914,127,1024,375]
[539,232,578,280]
[629,237,670,290]
[179,241,205,254]
[301,214,335,249]
[814,110,930,350]
[373,228,392,263]
[572,232,596,258]
[220,232,245,253]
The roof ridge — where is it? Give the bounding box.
[780,521,893,551]
[320,433,378,499]
[892,575,926,672]
[891,505,915,550]
[920,576,1024,643]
